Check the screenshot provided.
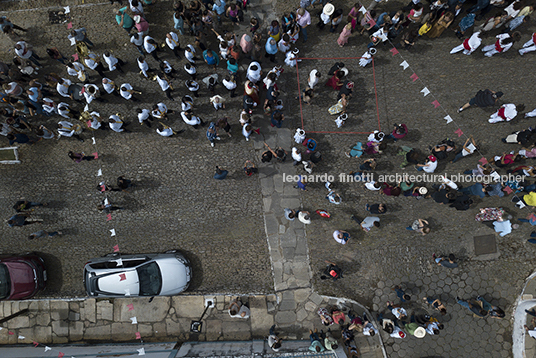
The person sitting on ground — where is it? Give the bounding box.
[308,328,325,352]
[407,218,430,235]
[243,160,258,176]
[423,296,447,315]
[268,325,282,351]
[433,253,458,268]
[366,203,387,214]
[228,297,251,318]
[321,261,343,280]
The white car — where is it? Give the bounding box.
[83,252,191,297]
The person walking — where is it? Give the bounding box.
[28,230,62,240]
[7,213,43,227]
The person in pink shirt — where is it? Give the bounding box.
[296,8,311,43]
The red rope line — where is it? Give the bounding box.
[294,56,382,135]
[372,57,381,132]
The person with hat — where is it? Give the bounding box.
[458,88,503,112]
[406,218,431,235]
[405,322,426,338]
[415,155,438,173]
[318,3,334,30]
[133,15,149,36]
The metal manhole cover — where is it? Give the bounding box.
[474,234,497,256]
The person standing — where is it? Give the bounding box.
[108,114,125,132]
[137,108,152,127]
[186,80,200,97]
[165,32,181,57]
[68,28,94,47]
[144,36,160,61]
[130,33,145,55]
[115,7,134,33]
[103,51,125,73]
[84,52,106,78]
[206,122,221,147]
[297,8,311,43]
[214,166,228,180]
[14,41,41,67]
[156,73,174,101]
[120,83,140,102]
[102,78,120,97]
[268,325,282,352]
[7,213,43,227]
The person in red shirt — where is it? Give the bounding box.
[389,123,408,141]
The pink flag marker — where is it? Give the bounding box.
[72,53,79,61]
[127,304,134,311]
[33,341,39,347]
[107,213,112,221]
[479,157,488,165]
[136,332,141,339]
[92,152,99,159]
[58,353,65,358]
[8,331,14,335]
[455,128,463,137]
[410,73,418,82]
[113,245,120,252]
[431,100,440,108]
[67,22,73,29]
[503,186,513,194]
[119,273,127,281]
[390,47,399,56]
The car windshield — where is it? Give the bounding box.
[136,262,162,296]
[0,263,11,300]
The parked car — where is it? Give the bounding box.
[0,254,47,300]
[84,252,192,297]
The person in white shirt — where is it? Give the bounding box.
[66,62,87,82]
[450,31,482,55]
[278,34,291,53]
[364,180,382,191]
[58,120,84,141]
[452,136,477,163]
[181,110,203,126]
[137,56,151,78]
[415,155,438,173]
[130,33,145,55]
[137,108,152,127]
[184,44,196,63]
[156,73,174,100]
[42,98,57,115]
[102,78,119,97]
[56,78,72,98]
[424,321,443,335]
[222,75,237,97]
[83,84,102,104]
[308,69,321,88]
[291,147,302,165]
[519,32,536,55]
[165,32,181,57]
[210,95,225,110]
[14,41,41,66]
[130,0,144,15]
[144,36,160,61]
[151,103,169,120]
[108,114,125,132]
[87,111,103,130]
[58,103,79,119]
[242,123,253,141]
[481,32,521,57]
[488,103,524,123]
[246,61,261,83]
[120,83,140,101]
[84,52,106,77]
[186,80,200,97]
[332,230,350,244]
[160,60,174,76]
[181,95,193,111]
[156,122,175,137]
[362,315,379,337]
[183,63,197,79]
[102,51,125,73]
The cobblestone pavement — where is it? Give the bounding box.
[2,0,536,357]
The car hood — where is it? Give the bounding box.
[5,262,37,300]
[157,257,190,295]
[97,270,140,296]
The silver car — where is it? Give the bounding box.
[83,252,192,297]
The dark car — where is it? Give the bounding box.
[0,254,47,300]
